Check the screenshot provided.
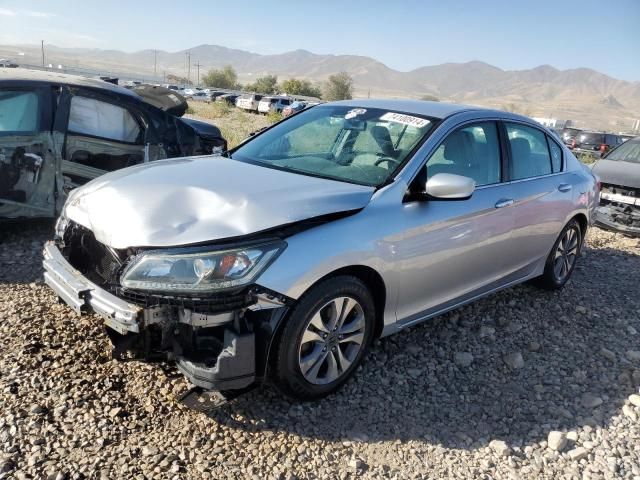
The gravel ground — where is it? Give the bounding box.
[1,221,639,480]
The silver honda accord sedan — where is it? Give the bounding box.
[43,99,599,400]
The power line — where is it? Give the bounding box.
[193,61,203,86]
[186,51,191,85]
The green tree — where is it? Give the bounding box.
[202,65,240,89]
[279,78,322,98]
[420,94,439,102]
[323,72,353,101]
[246,75,278,94]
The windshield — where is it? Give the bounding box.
[605,138,640,163]
[231,105,435,186]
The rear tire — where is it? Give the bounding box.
[535,219,582,290]
[274,276,375,400]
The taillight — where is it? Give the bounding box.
[599,144,607,154]
[571,139,576,148]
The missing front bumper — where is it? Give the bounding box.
[41,241,277,392]
[595,205,640,236]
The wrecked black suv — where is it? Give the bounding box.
[0,69,225,219]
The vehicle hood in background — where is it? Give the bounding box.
[131,85,188,117]
[180,117,223,140]
[64,156,374,249]
[592,159,640,188]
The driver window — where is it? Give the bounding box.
[426,122,501,187]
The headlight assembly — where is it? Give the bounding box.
[120,241,285,293]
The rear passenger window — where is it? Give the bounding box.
[426,122,501,186]
[68,96,141,143]
[547,136,562,172]
[506,123,552,180]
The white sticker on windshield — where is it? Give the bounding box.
[345,108,367,120]
[380,112,429,128]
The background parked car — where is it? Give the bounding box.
[0,69,226,219]
[258,96,292,114]
[217,93,240,105]
[571,131,623,157]
[592,136,640,235]
[282,100,307,117]
[559,127,582,146]
[236,93,263,112]
[189,91,211,102]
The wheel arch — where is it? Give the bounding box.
[263,264,388,377]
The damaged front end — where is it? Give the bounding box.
[595,183,640,236]
[43,220,291,393]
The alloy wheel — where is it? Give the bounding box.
[298,296,366,385]
[553,226,579,282]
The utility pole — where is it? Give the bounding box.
[153,49,157,77]
[193,61,203,86]
[41,40,45,68]
[186,51,191,85]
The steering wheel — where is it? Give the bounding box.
[374,157,400,168]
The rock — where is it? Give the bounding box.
[626,351,640,362]
[548,431,567,452]
[575,306,587,314]
[479,325,495,338]
[0,459,15,474]
[627,326,638,335]
[566,431,578,442]
[406,368,423,378]
[622,405,637,421]
[581,393,603,408]
[528,342,541,352]
[489,439,511,457]
[599,348,616,361]
[407,344,422,356]
[503,352,524,369]
[629,394,640,407]
[142,446,158,457]
[348,458,366,470]
[109,407,123,418]
[454,352,474,368]
[568,447,589,461]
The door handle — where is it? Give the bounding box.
[495,199,514,208]
[558,183,572,192]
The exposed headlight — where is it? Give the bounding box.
[121,242,285,293]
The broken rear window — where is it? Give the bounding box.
[0,90,39,133]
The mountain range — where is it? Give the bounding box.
[1,43,638,131]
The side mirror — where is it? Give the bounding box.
[425,173,476,200]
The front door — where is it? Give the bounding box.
[0,85,58,218]
[395,121,516,324]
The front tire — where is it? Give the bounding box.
[274,276,375,400]
[535,219,582,290]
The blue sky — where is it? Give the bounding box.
[0,0,638,80]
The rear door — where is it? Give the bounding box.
[58,88,147,192]
[502,121,574,278]
[0,85,58,218]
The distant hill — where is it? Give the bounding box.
[1,43,638,130]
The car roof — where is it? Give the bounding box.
[0,68,138,99]
[326,98,489,119]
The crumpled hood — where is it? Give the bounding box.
[64,156,375,249]
[592,159,640,188]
